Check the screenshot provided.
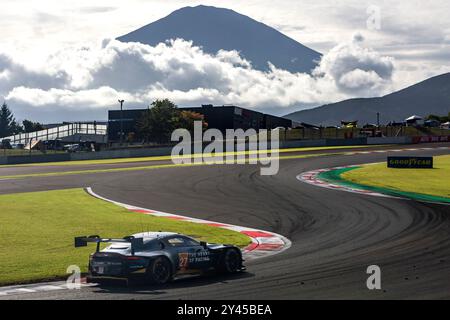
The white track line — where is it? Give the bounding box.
[0,281,95,297]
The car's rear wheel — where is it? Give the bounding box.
[218,248,242,273]
[146,257,172,284]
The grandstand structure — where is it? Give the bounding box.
[1,122,107,145]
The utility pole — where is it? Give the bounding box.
[118,99,125,145]
[377,112,380,127]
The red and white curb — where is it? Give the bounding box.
[0,188,291,297]
[297,165,400,199]
[85,187,291,261]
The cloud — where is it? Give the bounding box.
[1,37,395,122]
[0,53,68,93]
[77,6,118,14]
[6,86,136,107]
[314,40,394,94]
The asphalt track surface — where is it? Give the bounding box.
[1,143,450,300]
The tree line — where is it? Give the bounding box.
[0,102,44,138]
[426,113,450,123]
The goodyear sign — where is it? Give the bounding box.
[387,157,433,169]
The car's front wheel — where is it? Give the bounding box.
[146,257,173,284]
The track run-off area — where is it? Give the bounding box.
[0,143,449,299]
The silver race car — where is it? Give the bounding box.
[74,232,245,285]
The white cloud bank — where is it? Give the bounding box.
[314,34,394,94]
[0,37,395,121]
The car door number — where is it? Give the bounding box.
[178,251,210,268]
[179,253,189,268]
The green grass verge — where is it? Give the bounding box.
[340,155,450,199]
[0,188,251,286]
[319,167,450,203]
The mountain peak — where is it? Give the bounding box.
[285,72,450,126]
[117,5,321,73]
[178,4,229,10]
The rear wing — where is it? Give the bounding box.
[74,235,144,255]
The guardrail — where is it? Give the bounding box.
[1,123,107,145]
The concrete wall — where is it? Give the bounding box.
[280,140,327,148]
[71,146,173,161]
[326,138,367,146]
[2,154,71,164]
[367,137,412,145]
[0,146,177,165]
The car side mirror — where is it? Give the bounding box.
[159,241,165,250]
[200,241,207,248]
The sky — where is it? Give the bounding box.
[0,0,449,122]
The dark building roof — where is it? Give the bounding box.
[181,105,291,132]
[107,105,292,142]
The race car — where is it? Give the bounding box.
[74,232,245,285]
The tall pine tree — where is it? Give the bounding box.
[0,102,20,137]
